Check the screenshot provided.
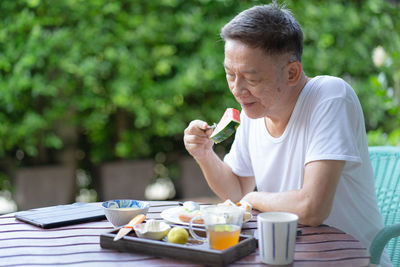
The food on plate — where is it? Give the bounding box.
[177,200,252,224]
[237,199,253,213]
[178,201,203,224]
[167,226,189,244]
[218,199,252,212]
[238,200,252,212]
[209,108,240,144]
[218,199,253,221]
[183,201,200,211]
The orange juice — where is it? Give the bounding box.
[207,224,241,250]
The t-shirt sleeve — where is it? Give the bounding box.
[224,112,254,177]
[306,91,362,165]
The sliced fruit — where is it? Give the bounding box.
[167,227,189,244]
[209,108,240,144]
[213,224,234,232]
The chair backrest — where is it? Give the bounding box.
[369,146,400,264]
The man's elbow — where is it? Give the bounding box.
[300,214,326,227]
[298,202,331,227]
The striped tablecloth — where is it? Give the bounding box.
[1,201,369,266]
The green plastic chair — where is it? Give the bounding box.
[368,146,400,266]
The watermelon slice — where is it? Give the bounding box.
[209,108,240,144]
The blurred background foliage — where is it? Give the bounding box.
[0,0,399,194]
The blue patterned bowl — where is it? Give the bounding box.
[102,199,150,227]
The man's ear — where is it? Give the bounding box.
[286,61,303,86]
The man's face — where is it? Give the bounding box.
[224,40,290,119]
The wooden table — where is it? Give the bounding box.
[1,201,369,266]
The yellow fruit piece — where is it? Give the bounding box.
[213,224,234,232]
[167,227,189,244]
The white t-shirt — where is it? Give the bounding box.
[224,75,391,267]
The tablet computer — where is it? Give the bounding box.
[15,202,106,228]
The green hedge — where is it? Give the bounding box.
[0,0,399,170]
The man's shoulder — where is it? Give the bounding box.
[308,75,356,101]
[311,75,349,89]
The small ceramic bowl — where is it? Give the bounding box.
[134,220,171,240]
[102,199,150,227]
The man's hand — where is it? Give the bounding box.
[183,120,214,160]
[183,120,255,201]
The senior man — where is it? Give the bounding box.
[183,3,391,266]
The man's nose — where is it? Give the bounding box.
[231,76,248,97]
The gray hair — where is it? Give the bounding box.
[220,2,303,61]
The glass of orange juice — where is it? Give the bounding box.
[188,205,244,250]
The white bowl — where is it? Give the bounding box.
[134,221,171,240]
[102,199,150,227]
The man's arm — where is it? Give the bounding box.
[242,160,345,226]
[195,150,256,202]
[184,119,256,201]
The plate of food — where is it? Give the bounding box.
[161,200,252,226]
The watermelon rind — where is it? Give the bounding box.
[210,120,240,144]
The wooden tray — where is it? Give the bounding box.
[100,226,257,266]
